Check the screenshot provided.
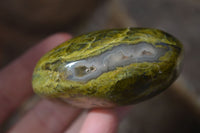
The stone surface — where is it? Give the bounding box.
[32,28,183,108]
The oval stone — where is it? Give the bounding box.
[32,28,183,108]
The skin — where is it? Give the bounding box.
[0,33,130,133]
[32,28,183,108]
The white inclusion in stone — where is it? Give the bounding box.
[64,42,167,82]
[65,62,77,68]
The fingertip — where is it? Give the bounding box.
[90,108,119,123]
[45,33,72,44]
[80,108,119,133]
[52,32,72,39]
[35,32,72,53]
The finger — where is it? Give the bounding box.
[8,99,82,133]
[64,106,132,133]
[80,109,119,133]
[64,111,88,133]
[80,106,132,133]
[0,33,71,124]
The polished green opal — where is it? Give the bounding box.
[32,28,183,108]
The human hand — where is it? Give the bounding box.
[0,33,131,133]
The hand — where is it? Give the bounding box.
[0,33,131,133]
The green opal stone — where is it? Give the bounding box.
[32,28,183,108]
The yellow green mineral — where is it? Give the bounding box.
[32,28,183,108]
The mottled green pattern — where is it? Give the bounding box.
[32,28,183,108]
